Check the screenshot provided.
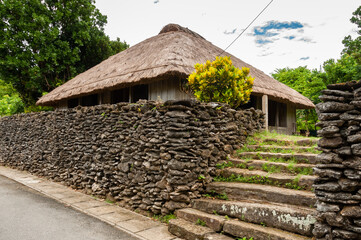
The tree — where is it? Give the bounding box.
[321,5,361,86]
[272,6,361,133]
[323,54,361,85]
[272,67,326,132]
[0,0,128,107]
[187,56,254,108]
[0,79,24,116]
[342,6,361,65]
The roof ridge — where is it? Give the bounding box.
[158,23,205,39]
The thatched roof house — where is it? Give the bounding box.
[37,23,314,134]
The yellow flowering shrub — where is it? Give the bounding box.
[188,56,254,108]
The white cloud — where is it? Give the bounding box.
[94,0,360,74]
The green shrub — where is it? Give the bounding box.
[187,56,254,108]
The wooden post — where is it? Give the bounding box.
[129,87,132,103]
[262,95,268,131]
[100,91,111,105]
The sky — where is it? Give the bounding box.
[94,0,360,75]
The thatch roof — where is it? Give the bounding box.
[37,23,314,109]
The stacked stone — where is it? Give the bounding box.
[0,100,264,215]
[314,80,361,240]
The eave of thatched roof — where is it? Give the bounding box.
[37,24,315,109]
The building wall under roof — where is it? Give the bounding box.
[56,78,297,135]
[148,79,191,101]
[269,103,296,135]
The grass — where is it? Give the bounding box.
[214,174,273,185]
[284,174,305,190]
[251,130,319,142]
[262,163,281,174]
[237,142,320,155]
[236,238,253,240]
[216,161,249,170]
[214,131,316,190]
[152,213,176,224]
[105,199,115,204]
[233,153,309,164]
[196,218,206,227]
[213,173,305,190]
[218,159,313,175]
[203,191,229,200]
[216,161,234,169]
[287,163,313,175]
[240,130,320,152]
[265,156,306,164]
[198,174,206,180]
[251,146,320,154]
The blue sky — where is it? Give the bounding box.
[254,21,303,37]
[253,21,305,44]
[95,0,360,74]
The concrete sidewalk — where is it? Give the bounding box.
[0,166,179,240]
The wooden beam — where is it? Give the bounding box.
[262,94,268,131]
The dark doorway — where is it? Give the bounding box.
[278,102,287,127]
[81,94,98,106]
[67,98,79,108]
[111,88,130,104]
[268,100,277,126]
[131,85,148,103]
[240,95,262,110]
[268,100,287,127]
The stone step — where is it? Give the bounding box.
[168,218,233,240]
[235,152,317,164]
[174,208,311,240]
[224,219,312,240]
[224,158,314,175]
[262,138,317,147]
[296,138,318,146]
[206,182,316,208]
[176,208,226,232]
[246,145,316,153]
[217,168,315,190]
[192,198,317,236]
[261,138,294,146]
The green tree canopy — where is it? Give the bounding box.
[323,54,361,85]
[272,67,326,131]
[0,79,24,116]
[342,6,361,65]
[272,66,326,104]
[272,5,361,133]
[0,0,128,106]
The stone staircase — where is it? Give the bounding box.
[168,137,320,240]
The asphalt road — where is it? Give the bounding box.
[0,175,139,240]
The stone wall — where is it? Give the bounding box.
[0,100,264,215]
[314,81,361,239]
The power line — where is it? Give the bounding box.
[219,0,274,56]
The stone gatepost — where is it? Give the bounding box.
[314,80,361,239]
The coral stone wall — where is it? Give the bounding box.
[314,81,361,239]
[0,100,264,215]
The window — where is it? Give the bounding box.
[111,88,130,104]
[81,94,98,106]
[67,98,79,108]
[131,84,148,103]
